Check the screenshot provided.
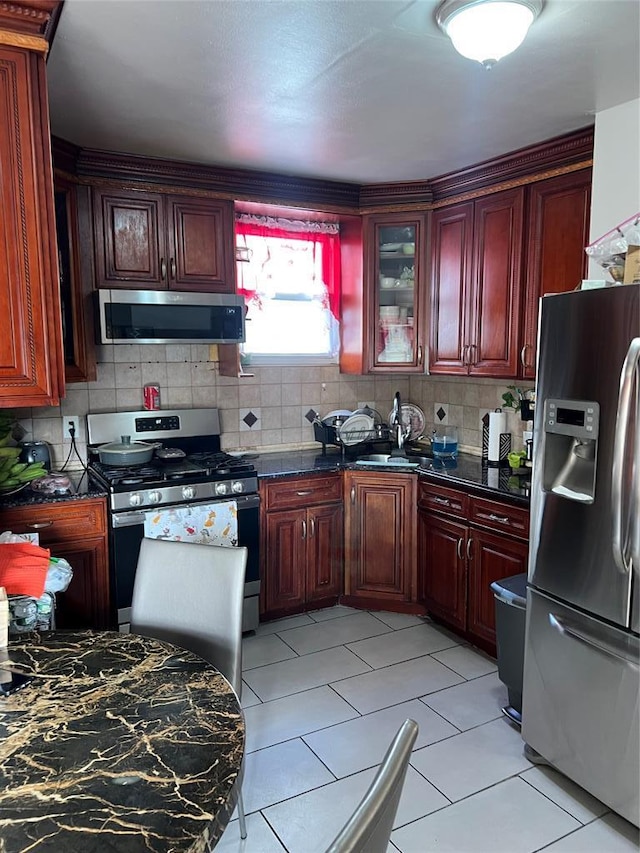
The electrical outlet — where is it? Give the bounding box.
[65,416,80,441]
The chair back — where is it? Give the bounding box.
[130,538,248,694]
[325,718,418,853]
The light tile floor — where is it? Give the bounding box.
[216,606,639,853]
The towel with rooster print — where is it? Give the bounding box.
[143,501,238,547]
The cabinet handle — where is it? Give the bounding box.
[160,257,167,280]
[488,513,510,524]
[462,345,469,365]
[457,538,463,560]
[310,517,315,538]
[466,537,473,561]
[417,345,423,366]
[170,257,176,279]
[296,490,312,496]
[26,521,53,530]
[302,519,307,540]
[470,344,477,365]
[351,485,356,505]
[433,496,451,506]
[520,344,530,369]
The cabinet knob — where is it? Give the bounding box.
[350,485,356,505]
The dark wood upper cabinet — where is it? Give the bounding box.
[0,43,64,407]
[167,196,234,291]
[520,169,591,378]
[93,188,234,292]
[430,189,524,378]
[54,176,97,383]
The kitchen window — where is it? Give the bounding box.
[236,213,340,365]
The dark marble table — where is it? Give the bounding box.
[0,631,244,852]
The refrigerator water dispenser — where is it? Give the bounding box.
[542,399,600,504]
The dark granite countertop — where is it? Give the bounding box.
[0,470,107,511]
[0,630,244,853]
[253,448,530,505]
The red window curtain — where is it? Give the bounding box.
[235,216,341,320]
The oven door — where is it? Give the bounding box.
[110,494,260,632]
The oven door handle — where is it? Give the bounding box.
[112,511,146,528]
[234,494,260,510]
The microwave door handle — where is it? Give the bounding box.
[612,337,640,574]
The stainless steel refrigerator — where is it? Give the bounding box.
[523,283,640,828]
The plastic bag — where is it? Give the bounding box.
[45,557,73,593]
[585,213,640,282]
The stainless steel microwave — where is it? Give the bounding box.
[96,289,246,344]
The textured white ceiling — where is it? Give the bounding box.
[46,0,640,184]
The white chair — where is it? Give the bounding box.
[325,718,419,853]
[130,537,249,839]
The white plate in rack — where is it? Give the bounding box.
[338,413,374,446]
[387,403,426,441]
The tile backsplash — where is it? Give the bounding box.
[13,344,533,470]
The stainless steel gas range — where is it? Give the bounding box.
[87,408,260,633]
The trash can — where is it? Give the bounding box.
[491,573,527,726]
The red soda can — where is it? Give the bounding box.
[143,384,161,411]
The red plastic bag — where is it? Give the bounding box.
[0,543,51,598]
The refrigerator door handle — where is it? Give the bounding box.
[549,612,639,670]
[612,337,640,575]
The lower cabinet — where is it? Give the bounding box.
[0,497,110,629]
[343,471,417,607]
[260,474,343,619]
[418,479,529,654]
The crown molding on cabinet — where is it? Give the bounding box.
[52,125,594,214]
[0,1,62,41]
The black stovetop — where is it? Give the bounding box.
[89,452,256,490]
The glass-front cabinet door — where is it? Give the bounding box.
[365,213,427,372]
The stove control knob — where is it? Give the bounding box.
[231,480,244,494]
[129,493,142,507]
[148,490,162,504]
[182,485,197,500]
[215,482,229,496]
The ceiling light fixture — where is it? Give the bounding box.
[436,0,543,69]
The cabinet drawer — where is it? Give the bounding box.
[262,475,342,512]
[0,499,107,544]
[417,481,468,519]
[469,496,529,539]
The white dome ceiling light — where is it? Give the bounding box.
[436,0,543,69]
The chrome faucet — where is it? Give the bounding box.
[391,391,411,451]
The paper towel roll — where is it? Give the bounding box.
[488,412,507,462]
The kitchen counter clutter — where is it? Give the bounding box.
[0,470,107,511]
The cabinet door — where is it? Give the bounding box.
[365,213,427,373]
[468,188,524,377]
[429,203,474,374]
[0,46,64,406]
[467,526,528,647]
[93,188,166,288]
[54,537,111,630]
[306,503,343,604]
[418,511,467,631]
[167,196,234,292]
[54,178,97,383]
[521,170,591,378]
[345,473,416,602]
[262,509,306,616]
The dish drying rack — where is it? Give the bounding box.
[313,408,392,456]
